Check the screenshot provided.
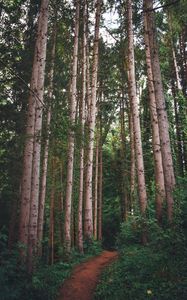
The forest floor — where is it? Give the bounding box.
[57,250,118,300]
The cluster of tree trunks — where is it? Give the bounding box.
[19,0,49,272]
[15,0,186,272]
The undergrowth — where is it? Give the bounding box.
[95,179,187,300]
[0,234,101,300]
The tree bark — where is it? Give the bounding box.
[129,110,135,214]
[19,0,49,262]
[98,123,103,241]
[120,96,128,221]
[84,0,102,241]
[94,130,99,239]
[143,13,165,224]
[144,0,175,223]
[127,0,147,218]
[48,158,56,265]
[37,23,57,254]
[167,13,185,176]
[64,0,80,255]
[27,0,49,272]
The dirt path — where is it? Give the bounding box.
[57,250,118,300]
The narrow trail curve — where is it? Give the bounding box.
[57,250,118,300]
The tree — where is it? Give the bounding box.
[144,0,175,223]
[143,10,165,224]
[84,0,102,241]
[77,0,87,253]
[38,22,57,254]
[19,0,49,271]
[64,0,80,255]
[127,0,147,221]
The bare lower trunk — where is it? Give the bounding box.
[19,0,49,261]
[120,97,128,221]
[98,131,103,241]
[58,190,63,245]
[64,1,80,255]
[171,81,184,176]
[144,0,175,223]
[38,24,57,254]
[77,0,87,253]
[127,0,147,217]
[94,132,99,239]
[84,0,102,241]
[129,110,135,214]
[77,145,84,253]
[143,13,165,224]
[48,158,55,265]
[27,0,49,272]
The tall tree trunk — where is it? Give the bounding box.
[58,190,63,246]
[129,110,135,214]
[179,29,187,97]
[19,0,49,261]
[167,13,185,176]
[27,0,49,272]
[144,0,175,223]
[143,13,165,224]
[58,162,64,246]
[48,157,56,265]
[127,0,147,218]
[84,0,102,241]
[64,0,80,255]
[120,97,128,221]
[98,122,103,241]
[77,0,87,254]
[37,23,57,255]
[94,131,99,239]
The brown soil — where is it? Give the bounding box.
[57,250,118,300]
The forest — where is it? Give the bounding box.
[0,0,187,299]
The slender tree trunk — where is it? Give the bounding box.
[143,13,165,224]
[58,190,63,246]
[167,14,185,176]
[98,122,103,241]
[171,45,182,91]
[58,162,64,245]
[120,97,128,221]
[129,110,135,214]
[64,0,80,254]
[179,29,187,97]
[77,0,87,254]
[94,131,99,239]
[171,80,184,176]
[144,0,175,223]
[84,0,102,241]
[48,158,56,265]
[19,0,49,261]
[37,24,57,254]
[127,0,147,218]
[27,0,49,272]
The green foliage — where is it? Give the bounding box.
[95,182,187,300]
[83,239,102,256]
[95,240,187,300]
[116,215,145,246]
[30,262,72,300]
[0,229,102,300]
[0,235,28,300]
[102,196,121,249]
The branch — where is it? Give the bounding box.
[143,0,180,13]
[0,58,47,109]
